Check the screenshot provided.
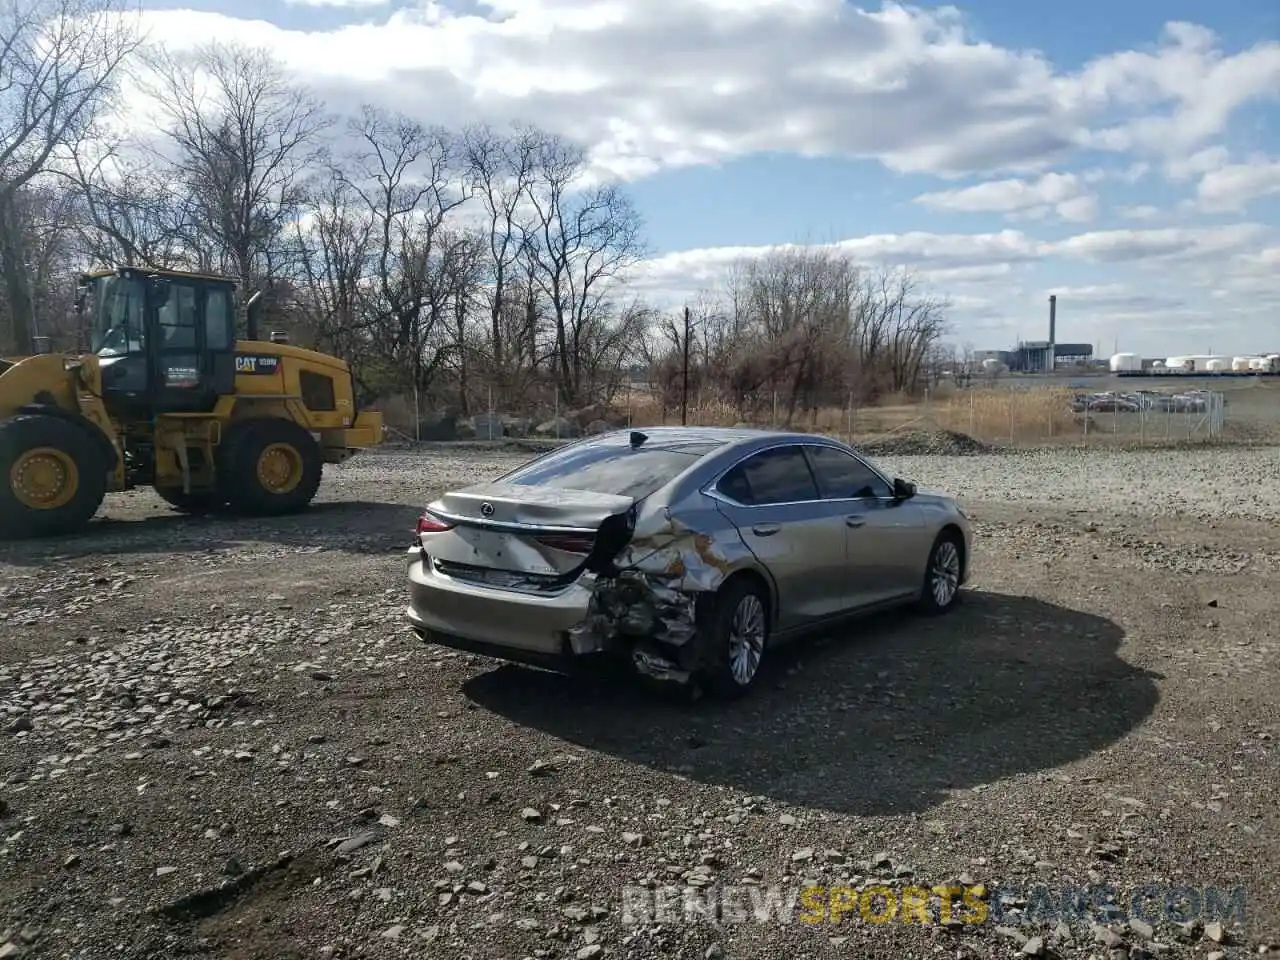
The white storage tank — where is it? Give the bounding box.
[1232,356,1253,371]
[1109,352,1142,372]
[1164,356,1189,372]
[980,358,1003,372]
[1248,357,1268,371]
[1204,358,1228,372]
[1151,360,1165,369]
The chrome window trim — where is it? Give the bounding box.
[701,438,898,509]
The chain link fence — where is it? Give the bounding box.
[624,384,1230,448]
[913,386,1228,446]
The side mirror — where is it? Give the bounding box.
[893,477,916,500]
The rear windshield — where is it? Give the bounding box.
[501,441,720,500]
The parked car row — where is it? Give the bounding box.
[405,427,973,699]
[1070,390,1217,413]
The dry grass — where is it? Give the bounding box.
[622,387,1086,444]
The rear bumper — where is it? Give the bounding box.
[406,553,596,658]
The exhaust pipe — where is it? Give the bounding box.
[244,290,263,341]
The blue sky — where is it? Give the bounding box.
[126,0,1280,356]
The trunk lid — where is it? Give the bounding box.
[433,481,635,530]
[420,483,637,585]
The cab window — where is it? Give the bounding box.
[157,283,197,349]
[205,286,235,350]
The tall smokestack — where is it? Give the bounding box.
[1048,294,1057,372]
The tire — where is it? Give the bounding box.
[0,414,107,539]
[918,531,964,615]
[216,418,322,517]
[698,577,770,699]
[154,487,225,514]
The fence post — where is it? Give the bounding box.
[1009,399,1014,445]
[1139,400,1145,446]
[969,390,976,435]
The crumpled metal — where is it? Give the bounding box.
[565,511,750,671]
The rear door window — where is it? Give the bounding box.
[717,445,820,505]
[804,445,892,499]
[502,440,720,500]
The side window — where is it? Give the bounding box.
[717,446,819,505]
[205,287,235,350]
[299,370,337,411]
[157,283,197,349]
[805,445,893,499]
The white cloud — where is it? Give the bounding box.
[629,222,1278,353]
[85,2,1278,354]
[914,172,1097,222]
[1045,283,1184,311]
[1078,22,1280,161]
[1164,145,1229,181]
[109,3,1280,181]
[283,0,388,7]
[1196,157,1280,211]
[1117,205,1162,220]
[1051,224,1270,264]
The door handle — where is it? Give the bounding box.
[751,523,780,537]
[845,515,866,528]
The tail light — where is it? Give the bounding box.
[416,513,454,535]
[534,533,596,555]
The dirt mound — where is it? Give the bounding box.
[857,428,996,457]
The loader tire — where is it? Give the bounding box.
[154,487,225,514]
[217,418,322,517]
[0,414,107,539]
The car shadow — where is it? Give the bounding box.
[0,501,420,566]
[461,591,1159,816]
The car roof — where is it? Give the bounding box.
[580,426,844,453]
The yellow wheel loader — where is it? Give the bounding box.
[0,267,383,539]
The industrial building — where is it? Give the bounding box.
[974,341,1095,372]
[973,295,1095,372]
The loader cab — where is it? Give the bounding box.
[84,269,239,415]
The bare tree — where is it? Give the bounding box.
[140,40,329,319]
[0,0,139,349]
[294,173,374,371]
[0,0,139,193]
[522,134,646,407]
[462,123,542,404]
[68,143,190,268]
[338,104,468,401]
[0,181,81,351]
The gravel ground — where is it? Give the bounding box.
[1,439,1278,959]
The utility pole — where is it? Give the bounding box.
[680,305,692,426]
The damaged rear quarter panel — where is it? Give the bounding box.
[567,500,768,672]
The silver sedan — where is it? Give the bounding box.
[406,427,972,697]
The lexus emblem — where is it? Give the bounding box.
[480,502,495,518]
